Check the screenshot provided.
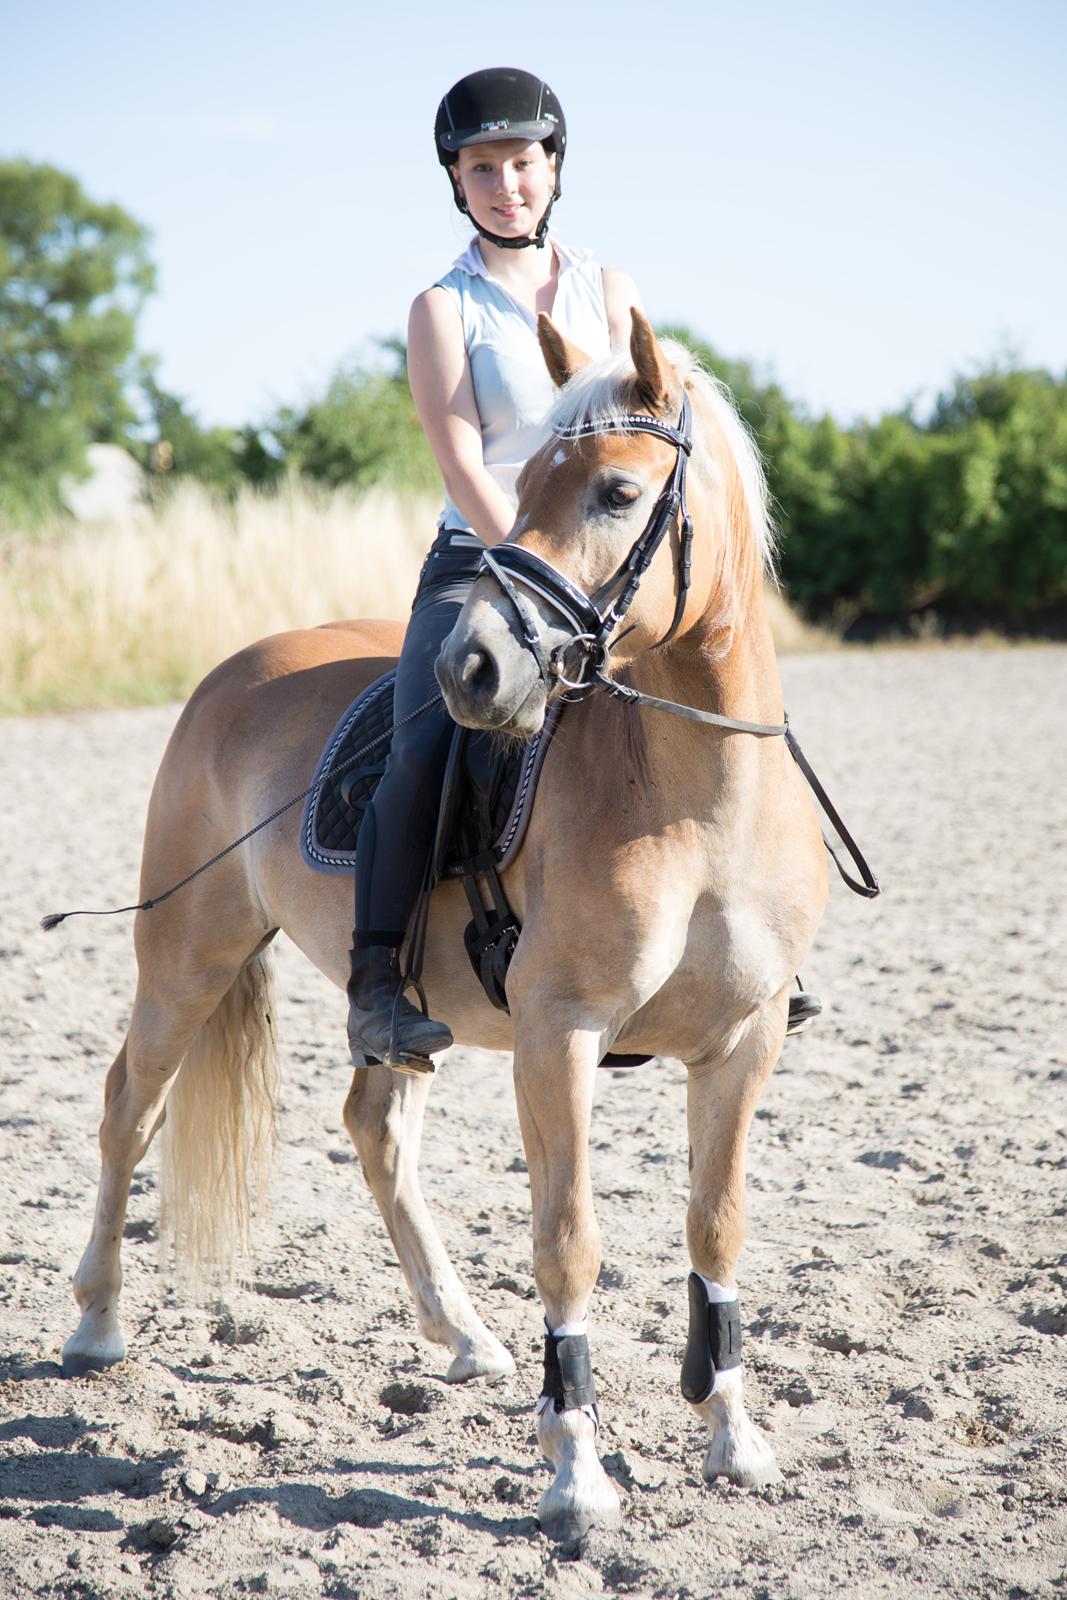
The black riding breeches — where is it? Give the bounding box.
[353,529,485,946]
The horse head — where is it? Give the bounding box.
[436,309,773,737]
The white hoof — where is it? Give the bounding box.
[445,1332,515,1383]
[61,1314,126,1378]
[702,1418,783,1487]
[536,1404,622,1542]
[691,1376,783,1488]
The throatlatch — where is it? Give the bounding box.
[541,1328,598,1414]
[680,1273,742,1404]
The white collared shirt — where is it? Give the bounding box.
[432,236,611,531]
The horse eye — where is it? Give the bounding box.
[603,482,640,511]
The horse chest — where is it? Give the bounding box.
[688,893,785,996]
[610,885,785,1056]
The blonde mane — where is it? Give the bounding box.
[547,341,777,578]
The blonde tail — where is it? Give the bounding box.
[159,949,278,1293]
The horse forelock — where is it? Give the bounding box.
[547,343,777,581]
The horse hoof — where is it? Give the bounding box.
[61,1347,124,1379]
[61,1319,126,1378]
[536,1403,623,1541]
[446,1339,515,1383]
[537,1469,622,1543]
[537,1488,621,1544]
[702,1427,783,1488]
[537,1508,589,1544]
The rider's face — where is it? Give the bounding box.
[452,139,556,241]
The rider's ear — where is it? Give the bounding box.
[538,314,591,388]
[630,309,676,416]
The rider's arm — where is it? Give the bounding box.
[602,268,645,352]
[407,288,516,548]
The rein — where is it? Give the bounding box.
[40,695,445,930]
[477,392,880,898]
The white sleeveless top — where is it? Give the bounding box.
[432,236,611,532]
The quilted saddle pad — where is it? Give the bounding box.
[300,670,559,878]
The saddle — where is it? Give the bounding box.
[301,672,652,1068]
[301,669,555,1012]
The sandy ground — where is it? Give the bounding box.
[1,645,1065,1600]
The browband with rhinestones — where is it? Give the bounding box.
[553,411,692,453]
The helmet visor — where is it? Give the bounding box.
[437,117,560,154]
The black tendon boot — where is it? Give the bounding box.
[346,943,453,1072]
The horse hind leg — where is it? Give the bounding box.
[682,994,789,1488]
[62,933,276,1377]
[343,1064,513,1382]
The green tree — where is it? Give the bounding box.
[656,323,796,444]
[924,367,1067,614]
[271,340,439,494]
[657,324,1067,623]
[138,373,244,497]
[0,160,154,522]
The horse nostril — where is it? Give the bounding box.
[459,649,498,699]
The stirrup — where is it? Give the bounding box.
[346,947,450,1075]
[350,1044,436,1078]
[386,969,446,1074]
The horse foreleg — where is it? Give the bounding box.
[343,1064,513,1382]
[513,1019,621,1543]
[683,995,788,1488]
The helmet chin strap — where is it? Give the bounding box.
[452,182,556,250]
[470,197,554,250]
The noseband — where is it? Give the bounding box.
[480,393,695,695]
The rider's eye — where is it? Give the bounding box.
[603,482,640,511]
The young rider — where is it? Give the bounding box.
[345,67,644,1068]
[345,67,820,1066]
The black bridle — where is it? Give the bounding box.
[479,391,788,733]
[481,394,695,696]
[476,392,881,897]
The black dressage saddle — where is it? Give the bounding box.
[301,671,653,1067]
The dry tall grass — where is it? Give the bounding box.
[1,483,435,713]
[1,484,831,714]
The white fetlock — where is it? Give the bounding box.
[690,1369,782,1488]
[536,1402,621,1542]
[445,1329,515,1383]
[61,1311,127,1378]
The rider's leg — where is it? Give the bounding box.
[347,535,482,1066]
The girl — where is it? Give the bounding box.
[345,66,643,1067]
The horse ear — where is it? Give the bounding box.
[538,314,591,388]
[630,308,676,415]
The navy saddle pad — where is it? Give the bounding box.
[300,670,558,879]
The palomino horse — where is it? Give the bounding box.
[61,311,827,1542]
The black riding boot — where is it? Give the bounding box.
[786,989,823,1036]
[346,943,453,1070]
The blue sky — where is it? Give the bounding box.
[5,0,1065,427]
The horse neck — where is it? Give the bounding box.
[630,492,782,739]
[575,602,778,854]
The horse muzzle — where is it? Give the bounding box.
[436,604,548,736]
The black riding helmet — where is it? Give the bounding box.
[435,67,566,250]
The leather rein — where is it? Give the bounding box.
[476,391,880,899]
